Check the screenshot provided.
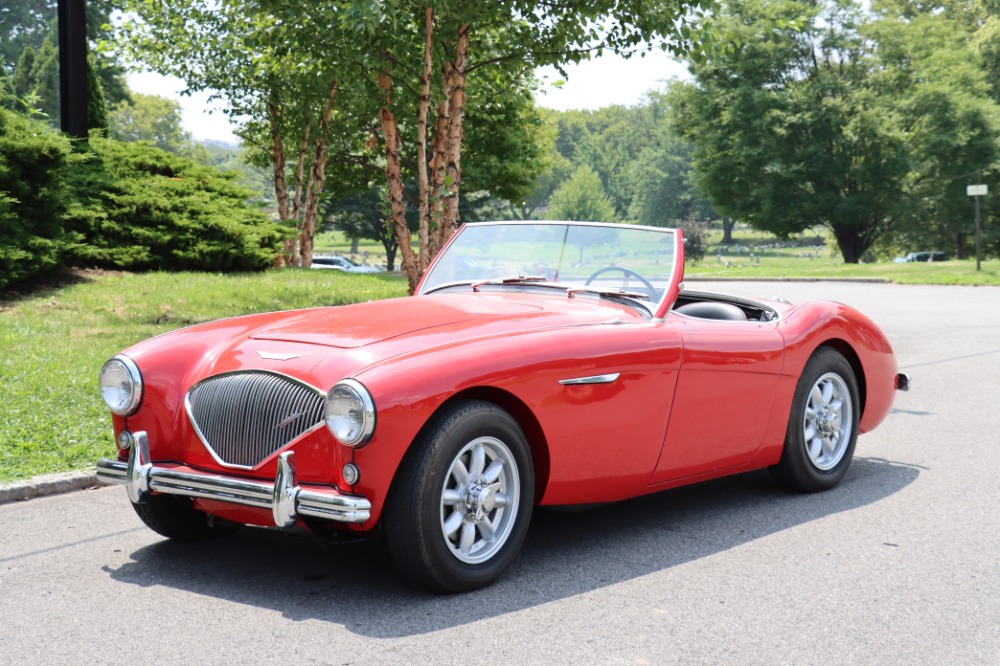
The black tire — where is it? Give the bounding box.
[383,400,534,593]
[770,347,860,493]
[131,494,230,541]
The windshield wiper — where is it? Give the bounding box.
[566,286,651,301]
[471,275,549,292]
[466,277,650,303]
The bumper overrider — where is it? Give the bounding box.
[96,431,371,527]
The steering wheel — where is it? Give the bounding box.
[584,266,657,300]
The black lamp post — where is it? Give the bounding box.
[57,0,88,138]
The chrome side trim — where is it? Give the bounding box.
[95,434,370,525]
[558,373,621,386]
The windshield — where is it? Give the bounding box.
[418,221,680,312]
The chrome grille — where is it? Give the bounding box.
[186,371,325,468]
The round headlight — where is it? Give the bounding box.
[99,355,143,416]
[325,379,375,447]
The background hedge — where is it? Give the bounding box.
[0,108,288,291]
[0,109,75,290]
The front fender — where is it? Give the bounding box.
[350,321,684,521]
[777,301,898,433]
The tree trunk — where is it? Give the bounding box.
[385,244,397,272]
[300,79,338,269]
[416,6,434,271]
[291,113,310,227]
[428,99,450,257]
[721,217,735,244]
[379,70,418,293]
[830,223,867,264]
[955,231,968,260]
[268,98,297,266]
[440,23,469,246]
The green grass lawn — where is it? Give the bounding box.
[0,268,407,483]
[313,230,392,265]
[688,228,1000,285]
[686,253,1000,285]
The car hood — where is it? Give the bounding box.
[249,293,632,349]
[126,291,646,392]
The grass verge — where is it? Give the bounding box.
[686,256,1000,285]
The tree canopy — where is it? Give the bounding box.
[547,164,617,222]
[113,0,718,290]
[669,0,1000,262]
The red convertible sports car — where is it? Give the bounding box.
[97,221,909,592]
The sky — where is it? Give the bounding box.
[127,49,690,145]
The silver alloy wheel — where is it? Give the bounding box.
[439,435,520,565]
[802,372,853,471]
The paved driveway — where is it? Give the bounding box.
[1,282,997,665]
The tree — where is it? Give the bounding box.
[109,94,195,153]
[869,1,1000,258]
[671,0,913,263]
[545,105,653,220]
[672,0,1000,263]
[505,113,573,220]
[348,0,717,291]
[86,52,109,132]
[322,80,550,269]
[0,107,74,290]
[10,47,37,102]
[0,0,52,74]
[29,30,60,124]
[548,164,617,223]
[323,187,405,271]
[627,94,716,228]
[0,68,11,109]
[116,0,379,269]
[1,1,130,107]
[63,136,288,272]
[116,0,716,290]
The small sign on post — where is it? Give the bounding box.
[967,184,988,271]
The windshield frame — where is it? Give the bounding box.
[415,221,685,319]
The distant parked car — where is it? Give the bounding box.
[310,255,383,273]
[894,251,949,263]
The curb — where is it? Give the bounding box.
[0,471,101,506]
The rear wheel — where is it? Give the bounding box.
[771,347,860,492]
[383,400,534,593]
[132,494,230,541]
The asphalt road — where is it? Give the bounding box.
[1,282,998,665]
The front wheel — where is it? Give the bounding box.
[383,400,534,593]
[132,494,230,541]
[770,347,860,492]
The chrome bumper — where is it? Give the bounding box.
[96,431,371,526]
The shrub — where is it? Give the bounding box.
[64,136,289,271]
[681,216,709,263]
[0,109,75,290]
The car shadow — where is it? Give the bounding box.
[102,456,919,637]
